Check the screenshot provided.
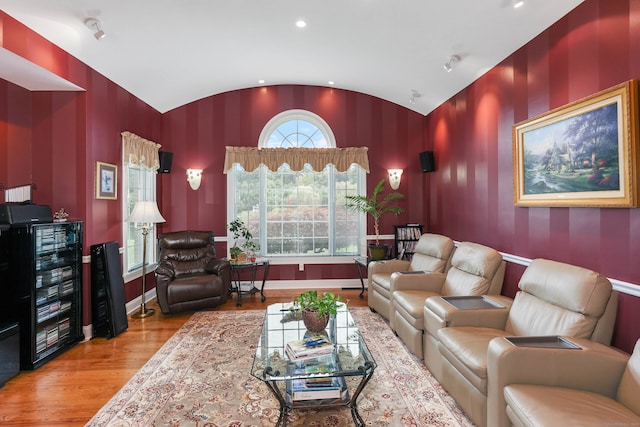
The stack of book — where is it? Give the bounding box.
[286,362,348,402]
[285,335,335,361]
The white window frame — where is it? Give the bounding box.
[227,109,367,264]
[122,162,159,282]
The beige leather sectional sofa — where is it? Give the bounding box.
[366,236,631,427]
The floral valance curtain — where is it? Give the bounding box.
[121,131,161,170]
[223,146,370,173]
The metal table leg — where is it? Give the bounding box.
[259,261,270,302]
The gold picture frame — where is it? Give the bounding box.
[513,80,639,207]
[96,161,118,200]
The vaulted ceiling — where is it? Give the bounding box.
[0,0,585,115]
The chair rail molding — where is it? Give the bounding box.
[499,251,640,298]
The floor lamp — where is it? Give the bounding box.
[126,200,166,318]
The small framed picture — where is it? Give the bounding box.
[96,161,118,200]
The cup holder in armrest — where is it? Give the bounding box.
[398,270,431,274]
[505,336,582,349]
[442,295,505,310]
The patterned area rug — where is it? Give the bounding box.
[86,308,472,426]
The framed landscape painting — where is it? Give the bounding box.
[513,80,639,207]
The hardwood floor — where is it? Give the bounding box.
[0,288,368,426]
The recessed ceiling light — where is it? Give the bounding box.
[296,20,307,28]
[258,79,265,84]
[328,81,335,85]
[513,0,524,8]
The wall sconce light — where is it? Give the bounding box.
[85,18,106,40]
[186,169,203,190]
[443,55,460,72]
[388,169,403,190]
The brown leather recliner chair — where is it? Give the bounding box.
[155,230,231,314]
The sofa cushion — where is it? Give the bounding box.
[504,384,640,427]
[441,243,503,296]
[442,268,491,296]
[505,291,598,337]
[371,273,392,297]
[438,326,509,393]
[166,274,226,305]
[518,258,612,318]
[393,290,440,328]
[409,233,455,273]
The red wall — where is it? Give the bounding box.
[0,12,163,325]
[160,85,428,282]
[425,0,640,353]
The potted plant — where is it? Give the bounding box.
[291,290,346,332]
[345,178,404,260]
[226,218,259,261]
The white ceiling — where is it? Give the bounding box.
[0,0,585,115]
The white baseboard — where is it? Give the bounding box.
[126,288,158,314]
[82,325,93,341]
[261,278,362,290]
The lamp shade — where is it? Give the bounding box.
[126,201,166,224]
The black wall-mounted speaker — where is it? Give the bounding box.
[158,151,173,173]
[91,242,128,339]
[419,150,435,172]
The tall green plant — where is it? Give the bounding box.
[345,178,404,245]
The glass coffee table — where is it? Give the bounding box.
[251,302,376,426]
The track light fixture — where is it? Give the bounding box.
[409,90,422,105]
[85,18,106,40]
[443,55,460,72]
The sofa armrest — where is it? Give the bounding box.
[206,258,230,275]
[155,262,175,281]
[368,259,411,276]
[390,271,446,293]
[487,336,629,427]
[424,295,513,331]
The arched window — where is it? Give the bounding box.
[258,109,336,149]
[227,110,365,258]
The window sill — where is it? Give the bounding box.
[264,256,362,265]
[123,262,159,283]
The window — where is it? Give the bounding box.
[122,163,158,280]
[228,110,365,258]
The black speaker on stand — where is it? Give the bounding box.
[91,242,128,339]
[419,151,435,172]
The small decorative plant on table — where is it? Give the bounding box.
[226,218,259,262]
[53,208,70,222]
[291,290,346,332]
